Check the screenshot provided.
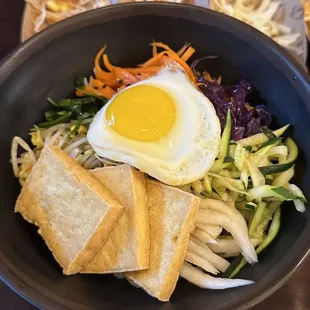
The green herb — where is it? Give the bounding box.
[38,112,72,128]
[58,97,96,107]
[223,156,234,163]
[47,97,58,107]
[45,110,67,121]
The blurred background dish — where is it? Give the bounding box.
[21,0,112,41]
[21,1,308,64]
[303,0,310,39]
[208,0,308,64]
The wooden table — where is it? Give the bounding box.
[1,0,310,309]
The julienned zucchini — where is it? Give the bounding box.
[247,185,306,202]
[259,138,298,175]
[219,109,232,160]
[257,137,281,151]
[237,124,290,147]
[261,126,276,139]
[236,201,257,211]
[223,208,281,278]
[248,202,267,237]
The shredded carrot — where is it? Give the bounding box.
[75,89,84,97]
[217,76,222,84]
[151,42,177,55]
[167,51,196,83]
[139,51,167,68]
[84,85,104,97]
[103,54,115,72]
[135,73,152,81]
[105,80,122,88]
[96,86,116,99]
[96,71,114,81]
[152,41,157,56]
[85,41,200,97]
[113,67,138,85]
[94,46,115,81]
[181,46,196,62]
[90,76,105,88]
[150,42,196,83]
[177,42,190,56]
[82,85,115,99]
[125,67,160,73]
[157,55,171,66]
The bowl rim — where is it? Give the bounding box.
[18,1,310,67]
[1,2,310,310]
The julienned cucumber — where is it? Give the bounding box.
[247,185,305,202]
[237,124,290,147]
[259,138,298,175]
[257,137,281,151]
[223,208,281,278]
[261,126,276,139]
[219,109,232,160]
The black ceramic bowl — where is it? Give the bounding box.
[0,3,310,310]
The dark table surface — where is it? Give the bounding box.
[1,0,310,309]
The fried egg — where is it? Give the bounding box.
[87,66,221,185]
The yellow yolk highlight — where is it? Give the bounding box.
[106,85,176,142]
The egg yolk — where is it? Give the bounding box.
[106,85,176,142]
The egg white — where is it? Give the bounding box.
[87,66,221,185]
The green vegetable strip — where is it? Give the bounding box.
[246,158,265,188]
[202,176,212,194]
[259,138,298,175]
[75,76,86,88]
[223,156,234,163]
[248,202,267,237]
[237,124,290,147]
[38,112,72,128]
[236,201,257,211]
[288,184,307,202]
[256,207,281,254]
[192,180,204,194]
[210,160,231,173]
[271,186,303,201]
[234,144,247,171]
[227,170,241,179]
[241,169,249,190]
[45,110,67,121]
[253,201,281,240]
[248,185,303,201]
[47,97,58,106]
[261,126,276,139]
[257,137,281,151]
[208,172,247,194]
[223,208,281,278]
[58,97,96,107]
[219,108,231,160]
[228,144,237,157]
[68,118,82,140]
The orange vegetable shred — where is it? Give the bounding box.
[79,42,199,100]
